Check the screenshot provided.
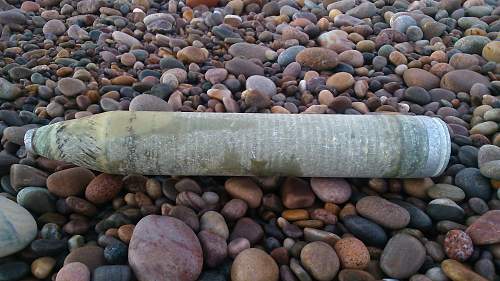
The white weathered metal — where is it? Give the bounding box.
[25,111,451,178]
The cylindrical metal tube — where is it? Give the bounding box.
[25,111,450,178]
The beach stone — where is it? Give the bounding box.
[441,259,488,281]
[93,265,132,281]
[129,94,173,112]
[231,248,279,281]
[375,29,407,47]
[426,198,465,222]
[200,211,229,240]
[478,145,500,167]
[454,36,491,55]
[300,241,340,281]
[282,27,309,44]
[76,0,100,13]
[334,14,365,26]
[112,31,142,48]
[422,21,447,39]
[483,109,500,122]
[225,177,262,209]
[143,13,175,34]
[471,121,498,136]
[390,15,417,33]
[403,68,440,90]
[346,2,376,18]
[56,262,90,281]
[129,215,203,281]
[43,19,66,35]
[229,43,275,62]
[278,46,305,66]
[338,50,364,67]
[356,196,410,229]
[404,86,431,105]
[326,72,355,92]
[480,160,500,179]
[427,184,465,202]
[318,30,355,53]
[8,66,33,80]
[57,78,86,97]
[186,0,219,7]
[338,269,376,281]
[296,48,339,70]
[104,242,128,264]
[0,153,19,175]
[454,168,491,200]
[67,24,89,40]
[334,237,370,269]
[205,68,228,84]
[228,238,250,258]
[230,217,264,244]
[17,186,55,214]
[47,167,95,198]
[380,233,426,279]
[327,0,355,12]
[198,230,227,268]
[440,70,490,93]
[281,177,315,209]
[3,126,30,145]
[46,102,64,117]
[85,173,123,204]
[342,215,387,247]
[244,90,271,109]
[0,196,37,257]
[221,199,247,221]
[0,10,26,25]
[449,53,479,69]
[318,90,334,106]
[10,164,48,191]
[0,261,29,280]
[225,57,264,77]
[30,239,67,256]
[31,256,56,279]
[482,41,500,63]
[168,205,199,232]
[246,76,276,97]
[392,199,433,231]
[310,178,351,204]
[177,46,209,64]
[0,78,21,101]
[466,210,500,245]
[64,245,106,272]
[444,230,474,261]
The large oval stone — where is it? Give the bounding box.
[403,68,440,90]
[128,215,203,281]
[295,47,339,70]
[356,196,410,229]
[380,233,426,279]
[301,241,340,281]
[231,248,279,281]
[466,210,500,245]
[0,196,37,257]
[440,70,490,93]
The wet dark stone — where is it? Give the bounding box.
[455,168,491,200]
[30,239,67,256]
[342,215,387,247]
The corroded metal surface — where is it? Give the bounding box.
[26,112,450,177]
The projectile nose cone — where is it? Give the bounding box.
[24,128,37,155]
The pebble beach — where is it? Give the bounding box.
[0,0,499,280]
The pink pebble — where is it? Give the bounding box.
[56,262,90,281]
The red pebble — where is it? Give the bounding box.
[444,230,474,261]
